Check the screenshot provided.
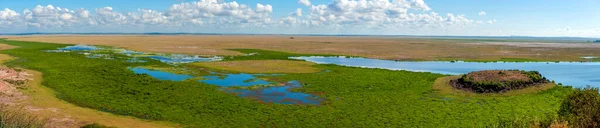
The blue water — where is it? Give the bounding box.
[149,55,222,64]
[52,45,223,64]
[128,67,322,104]
[226,80,323,105]
[129,67,193,81]
[59,45,98,51]
[291,56,600,88]
[201,73,271,87]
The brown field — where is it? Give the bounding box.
[6,35,600,61]
[192,60,320,74]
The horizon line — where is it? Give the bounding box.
[1,32,599,39]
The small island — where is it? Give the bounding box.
[450,70,549,93]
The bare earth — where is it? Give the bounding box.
[6,35,600,61]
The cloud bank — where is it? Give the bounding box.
[0,0,492,34]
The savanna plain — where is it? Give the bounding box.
[0,35,598,127]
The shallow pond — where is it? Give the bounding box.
[48,45,222,64]
[60,45,99,51]
[130,67,193,81]
[581,56,598,59]
[130,67,323,105]
[201,73,271,87]
[291,56,600,88]
[225,80,323,105]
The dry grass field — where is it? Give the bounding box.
[5,35,600,61]
[192,60,320,74]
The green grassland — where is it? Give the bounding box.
[0,39,574,127]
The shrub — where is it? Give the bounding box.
[81,123,116,128]
[494,118,567,128]
[0,106,47,128]
[558,86,600,128]
[453,70,549,93]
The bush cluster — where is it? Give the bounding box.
[0,106,47,128]
[558,87,600,128]
[454,70,548,93]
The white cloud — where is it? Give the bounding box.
[128,9,169,25]
[487,19,496,24]
[0,0,490,35]
[291,8,302,17]
[165,0,273,25]
[256,4,273,13]
[94,6,128,25]
[20,5,93,28]
[0,8,19,20]
[304,0,472,29]
[299,0,311,6]
[60,13,73,20]
[0,8,20,25]
[307,0,410,25]
[479,11,486,16]
[411,0,431,11]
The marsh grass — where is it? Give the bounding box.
[0,39,575,127]
[0,106,47,128]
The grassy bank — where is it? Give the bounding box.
[0,39,574,127]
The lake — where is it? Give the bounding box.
[291,56,600,88]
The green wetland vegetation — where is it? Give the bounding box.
[0,39,589,127]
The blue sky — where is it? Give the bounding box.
[0,0,598,37]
